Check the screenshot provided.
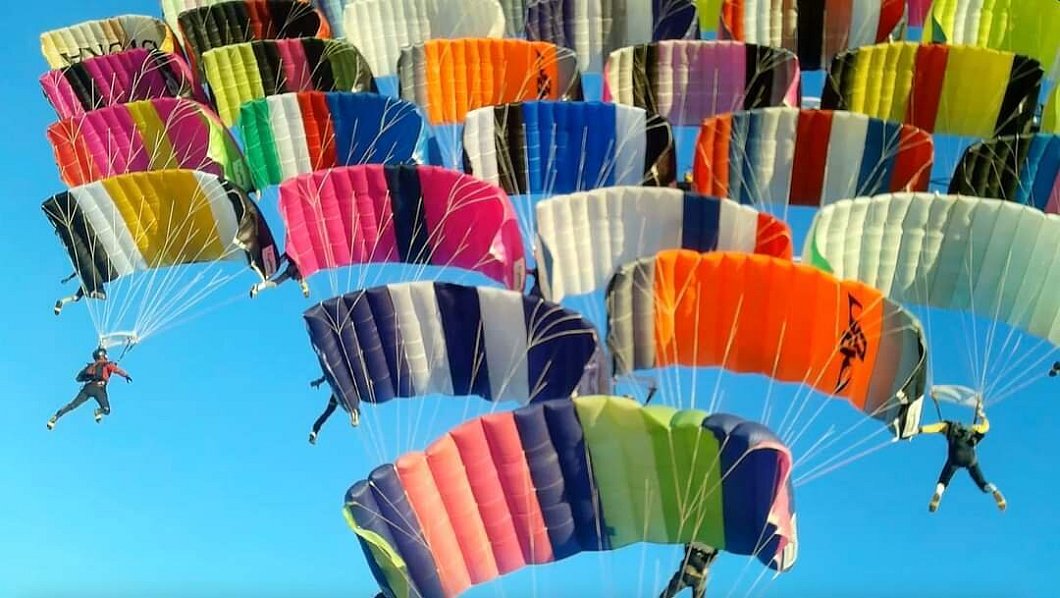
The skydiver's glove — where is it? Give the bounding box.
[125,376,133,383]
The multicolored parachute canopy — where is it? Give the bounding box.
[238,91,426,189]
[693,108,934,207]
[804,193,1060,347]
[40,15,177,68]
[202,38,376,126]
[922,0,1060,80]
[177,0,331,66]
[534,187,793,301]
[821,42,1043,137]
[606,250,927,438]
[719,0,907,71]
[41,170,278,297]
[345,395,797,598]
[304,282,607,412]
[40,49,203,119]
[277,164,525,291]
[462,101,675,196]
[47,98,252,190]
[949,134,1059,214]
[603,41,801,127]
[524,0,698,74]
[344,0,506,80]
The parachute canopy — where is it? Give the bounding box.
[524,0,698,73]
[1044,85,1060,134]
[821,42,1043,137]
[949,134,1059,214]
[463,101,675,196]
[304,282,606,410]
[535,187,793,301]
[344,0,506,78]
[42,170,278,297]
[603,41,801,127]
[47,98,251,190]
[40,15,176,68]
[277,164,525,290]
[345,395,797,598]
[238,91,426,189]
[202,38,376,125]
[177,0,331,65]
[804,193,1060,347]
[606,250,927,438]
[41,49,202,119]
[693,108,934,207]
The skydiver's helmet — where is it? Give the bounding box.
[92,348,108,361]
[686,542,719,570]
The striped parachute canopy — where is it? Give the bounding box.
[47,98,252,190]
[463,100,675,196]
[40,15,177,68]
[345,395,797,598]
[41,170,278,298]
[692,108,934,208]
[821,42,1043,137]
[162,0,310,38]
[804,193,1060,348]
[524,0,698,74]
[343,0,506,81]
[304,282,607,412]
[202,38,376,126]
[277,164,525,293]
[238,91,427,189]
[922,0,1060,80]
[606,250,928,438]
[718,0,907,71]
[177,0,331,66]
[40,49,203,119]
[949,134,1059,214]
[535,187,792,301]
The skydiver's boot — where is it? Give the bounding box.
[94,408,105,423]
[929,483,944,513]
[53,295,77,315]
[350,409,360,427]
[46,416,57,430]
[989,485,1007,511]
[308,431,318,445]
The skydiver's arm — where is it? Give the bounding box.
[310,376,326,388]
[109,363,132,380]
[972,415,990,435]
[919,422,949,435]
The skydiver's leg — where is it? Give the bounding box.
[53,287,85,316]
[968,463,1006,511]
[49,387,92,428]
[659,571,686,598]
[90,387,111,423]
[309,396,339,444]
[930,460,958,512]
[691,575,707,598]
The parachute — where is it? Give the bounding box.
[821,42,1043,137]
[692,108,934,208]
[177,0,332,65]
[535,187,793,301]
[343,0,506,84]
[605,250,927,438]
[804,193,1060,347]
[345,395,797,598]
[718,0,907,70]
[274,164,525,294]
[524,0,698,74]
[47,98,252,190]
[202,38,376,126]
[40,49,203,119]
[948,134,1059,214]
[238,91,427,189]
[1044,85,1060,134]
[922,0,1060,80]
[40,15,177,68]
[304,282,607,411]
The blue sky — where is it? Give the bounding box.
[3,2,1059,597]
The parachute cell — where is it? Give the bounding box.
[238,91,426,189]
[177,0,331,65]
[534,187,793,301]
[1044,85,1060,134]
[948,134,1059,214]
[821,42,1043,137]
[40,15,176,68]
[692,108,934,207]
[47,98,252,190]
[606,250,927,437]
[345,395,797,598]
[202,38,376,126]
[277,164,525,290]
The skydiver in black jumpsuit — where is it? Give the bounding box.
[307,375,358,444]
[920,403,1006,513]
[660,542,718,598]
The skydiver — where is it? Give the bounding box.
[920,398,1005,513]
[250,259,308,298]
[659,542,718,598]
[47,347,132,429]
[53,283,106,315]
[307,375,359,445]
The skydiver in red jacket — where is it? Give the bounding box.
[47,347,131,429]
